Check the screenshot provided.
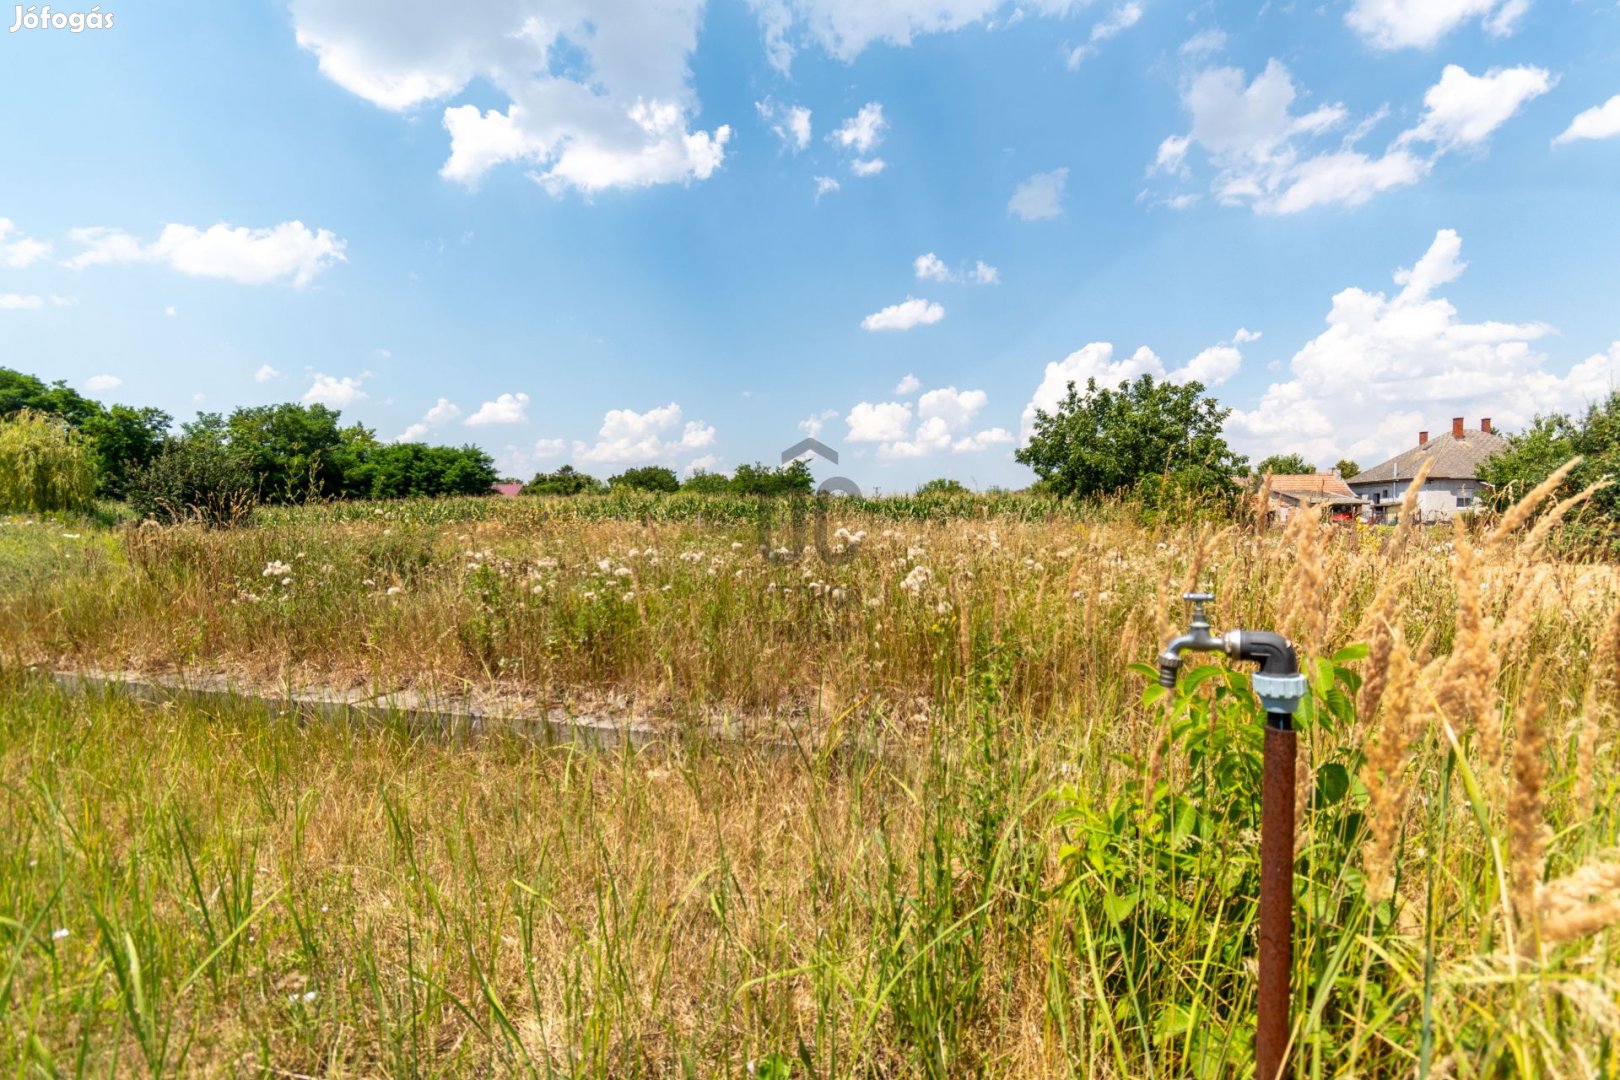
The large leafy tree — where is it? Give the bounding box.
[0,367,171,497]
[1016,374,1245,499]
[1253,453,1315,476]
[608,465,680,493]
[224,403,347,502]
[731,460,814,496]
[525,465,605,496]
[1478,392,1620,523]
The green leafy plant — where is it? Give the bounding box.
[0,408,97,513]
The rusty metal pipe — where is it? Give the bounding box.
[1158,593,1306,1080]
[1258,716,1296,1080]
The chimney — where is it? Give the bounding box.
[1452,417,1465,440]
[1481,418,1492,434]
[1418,430,1428,446]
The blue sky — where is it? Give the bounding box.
[2,0,1618,490]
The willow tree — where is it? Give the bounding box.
[0,409,98,512]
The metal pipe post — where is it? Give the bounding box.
[1257,714,1296,1080]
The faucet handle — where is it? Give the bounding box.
[1182,591,1214,603]
[1182,590,1214,626]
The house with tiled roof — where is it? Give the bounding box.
[1259,473,1368,523]
[1346,417,1509,523]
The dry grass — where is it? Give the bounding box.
[2,488,1619,1076]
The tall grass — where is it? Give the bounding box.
[2,480,1618,1074]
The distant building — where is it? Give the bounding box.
[491,481,524,498]
[1258,474,1368,523]
[1346,417,1509,523]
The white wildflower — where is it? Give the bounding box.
[262,560,292,578]
[900,565,931,593]
[51,928,69,941]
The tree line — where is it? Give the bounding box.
[6,363,1614,538]
[0,367,497,521]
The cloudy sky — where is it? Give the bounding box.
[2,0,1617,488]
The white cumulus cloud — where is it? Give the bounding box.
[861,297,944,332]
[894,373,921,394]
[1020,340,1247,439]
[913,252,999,284]
[65,221,346,286]
[847,384,1013,458]
[303,373,368,408]
[254,364,282,383]
[1554,95,1620,145]
[1397,64,1554,151]
[1008,168,1068,220]
[1345,0,1527,50]
[0,293,44,310]
[0,218,50,268]
[1153,60,1549,215]
[1225,229,1616,466]
[846,401,913,442]
[573,401,715,464]
[291,0,730,194]
[757,100,812,151]
[84,374,122,392]
[397,397,464,441]
[465,392,530,426]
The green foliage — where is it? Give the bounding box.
[915,477,970,496]
[1056,649,1370,1075]
[524,465,605,496]
[221,403,348,502]
[1016,374,1245,500]
[343,442,498,499]
[731,460,814,496]
[127,434,257,526]
[1,367,171,497]
[0,409,98,512]
[1334,459,1361,479]
[1478,392,1620,539]
[681,469,732,495]
[1254,452,1315,476]
[608,465,681,493]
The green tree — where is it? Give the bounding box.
[1334,459,1361,479]
[346,443,498,498]
[731,460,814,496]
[223,403,347,502]
[127,433,257,525]
[82,405,172,497]
[0,409,97,513]
[608,465,680,493]
[1015,374,1245,499]
[1478,393,1620,524]
[1253,453,1315,476]
[682,469,732,494]
[524,465,605,496]
[0,368,171,497]
[916,477,970,496]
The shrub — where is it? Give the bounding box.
[608,465,680,493]
[127,436,257,525]
[524,465,605,496]
[915,477,970,496]
[0,409,98,513]
[682,469,732,495]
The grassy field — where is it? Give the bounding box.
[3,485,1620,1076]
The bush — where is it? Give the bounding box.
[915,477,969,496]
[0,409,98,513]
[608,465,680,493]
[682,469,732,495]
[524,465,605,496]
[127,436,257,526]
